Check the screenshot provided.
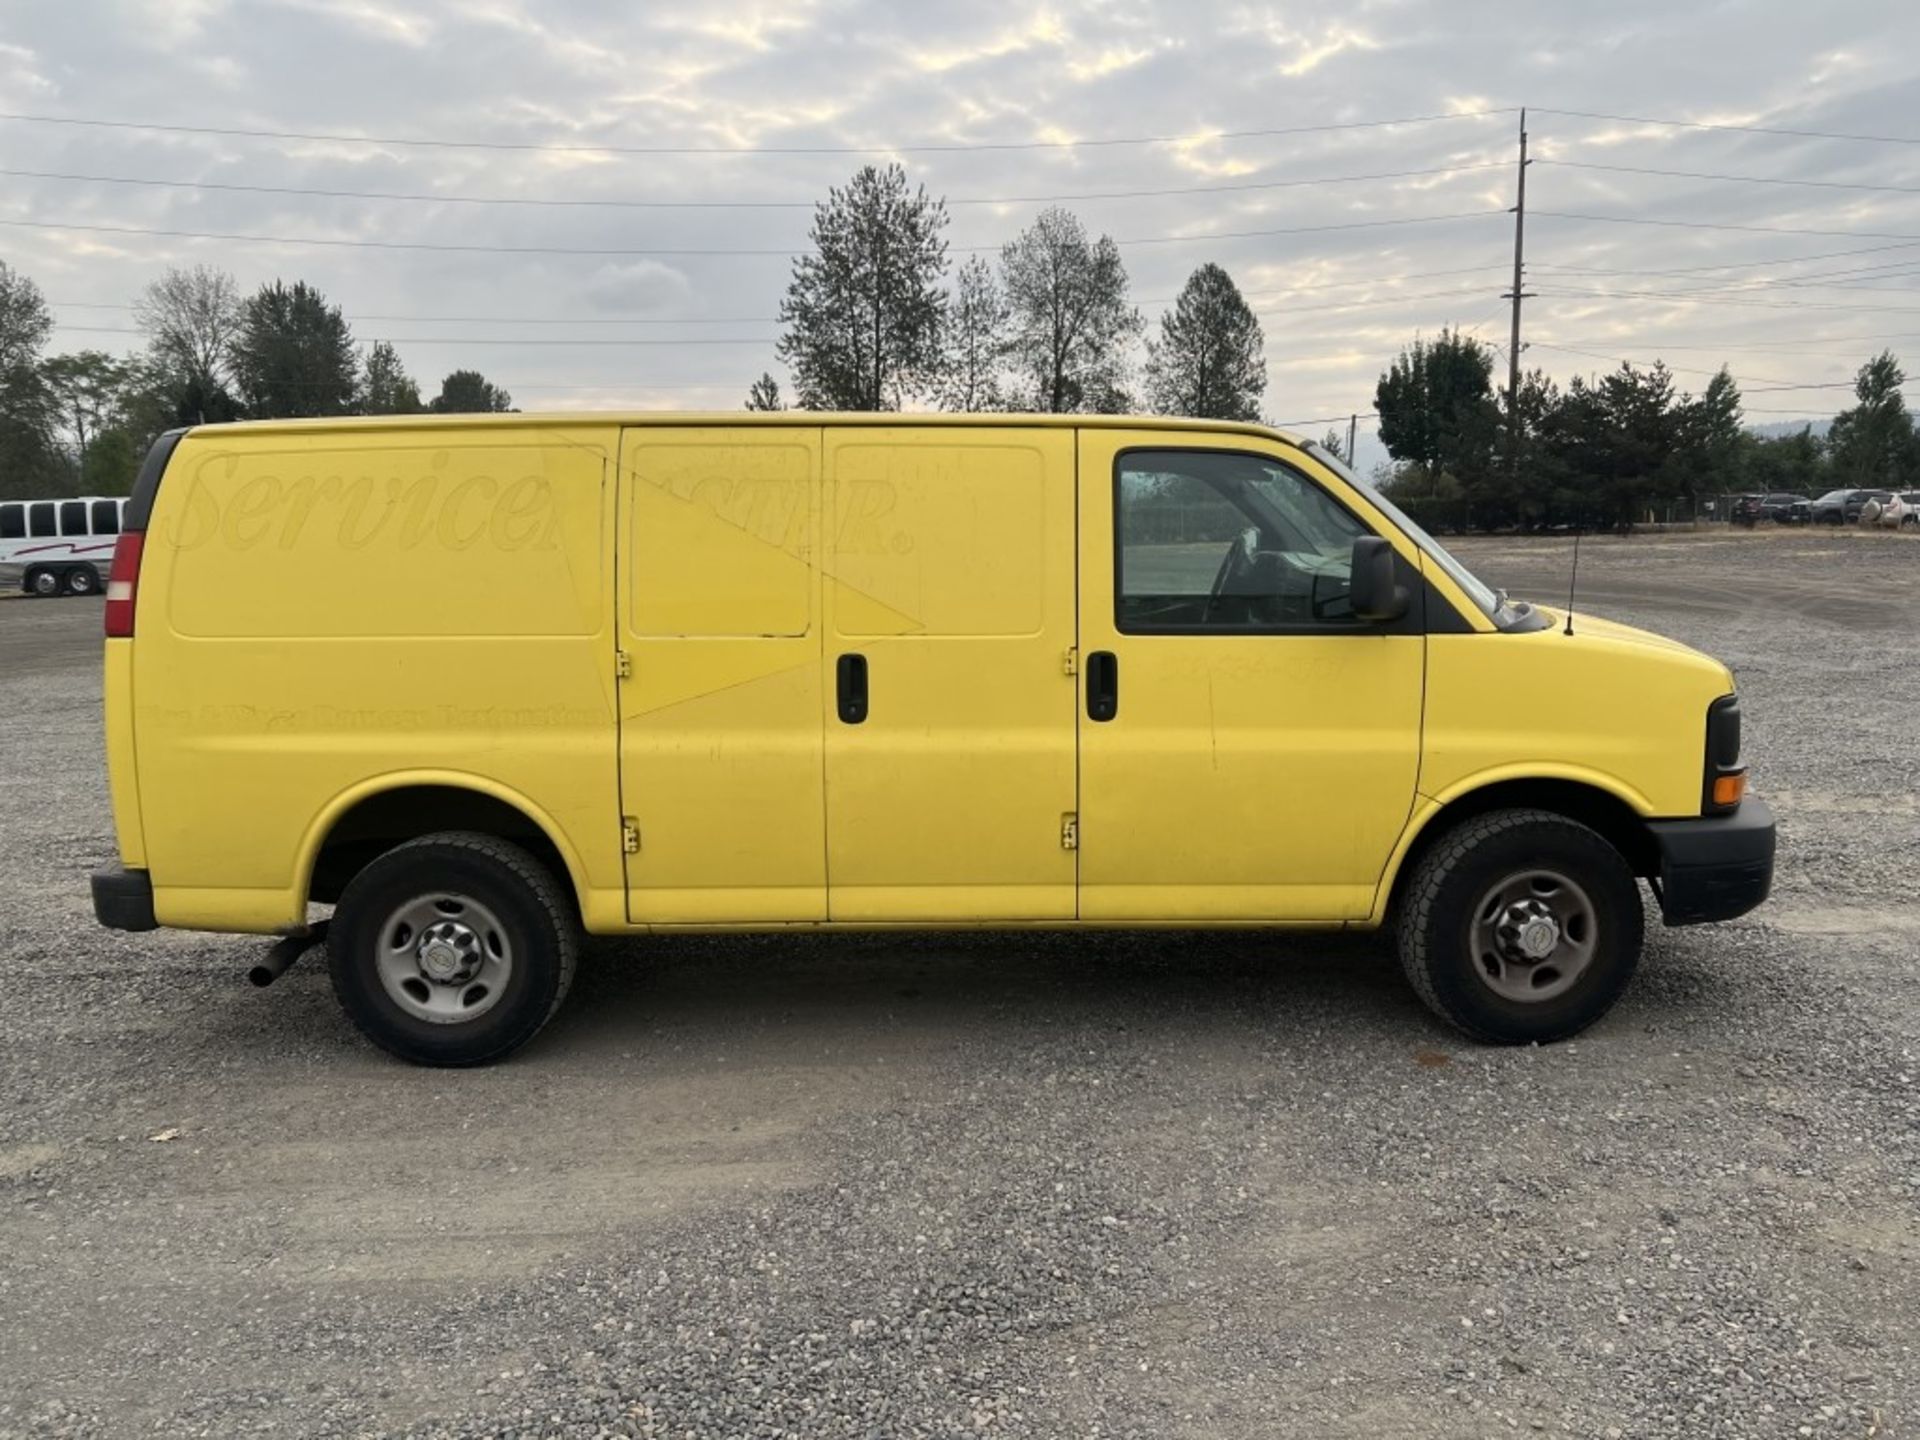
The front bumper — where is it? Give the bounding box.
[1646,796,1776,926]
[91,866,157,932]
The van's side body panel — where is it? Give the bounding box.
[617,426,828,923]
[820,426,1078,921]
[103,639,146,869]
[133,423,622,933]
[1074,429,1426,921]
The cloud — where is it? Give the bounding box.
[0,0,1911,431]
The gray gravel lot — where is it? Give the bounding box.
[1,528,1916,1439]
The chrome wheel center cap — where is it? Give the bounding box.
[1496,899,1562,963]
[1518,917,1560,959]
[417,922,480,983]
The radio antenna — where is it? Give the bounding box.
[1563,529,1581,636]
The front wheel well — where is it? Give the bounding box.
[308,785,576,917]
[1389,779,1659,915]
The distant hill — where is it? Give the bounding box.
[1748,418,1832,440]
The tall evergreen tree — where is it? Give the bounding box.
[1143,263,1265,420]
[935,257,1011,413]
[232,280,358,418]
[744,372,785,411]
[776,163,949,410]
[1000,207,1141,413]
[1827,351,1915,488]
[359,341,423,414]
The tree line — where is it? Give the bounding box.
[1371,328,1918,529]
[746,163,1268,420]
[0,261,516,499]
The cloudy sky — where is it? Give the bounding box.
[3,0,1918,468]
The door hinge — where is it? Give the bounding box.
[614,649,632,680]
[621,818,640,854]
[1062,646,1078,677]
[1060,812,1079,851]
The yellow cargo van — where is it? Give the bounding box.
[91,415,1773,1065]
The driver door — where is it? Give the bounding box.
[1076,430,1425,921]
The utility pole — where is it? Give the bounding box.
[1503,107,1533,479]
[1346,412,1358,467]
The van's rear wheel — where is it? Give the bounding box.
[1397,809,1643,1044]
[328,832,578,1066]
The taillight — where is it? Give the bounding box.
[104,531,144,638]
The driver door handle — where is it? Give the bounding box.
[1087,650,1118,722]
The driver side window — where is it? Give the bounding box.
[1115,450,1370,633]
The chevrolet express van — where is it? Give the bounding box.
[90,415,1774,1065]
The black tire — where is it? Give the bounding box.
[64,566,99,596]
[328,832,578,1066]
[25,567,59,598]
[1396,808,1643,1044]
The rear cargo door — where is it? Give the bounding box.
[616,426,827,923]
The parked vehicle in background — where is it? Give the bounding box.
[1810,488,1893,525]
[1867,493,1911,529]
[1900,493,1920,527]
[0,496,128,596]
[1763,494,1812,525]
[1730,493,1810,527]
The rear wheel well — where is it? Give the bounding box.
[1390,779,1658,915]
[308,786,575,916]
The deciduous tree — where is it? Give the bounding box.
[359,340,423,414]
[1000,207,1141,413]
[935,257,1010,413]
[430,369,513,413]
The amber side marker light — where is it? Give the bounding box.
[1711,772,1748,809]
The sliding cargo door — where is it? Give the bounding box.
[820,428,1078,921]
[617,427,826,923]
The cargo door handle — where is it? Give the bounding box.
[836,652,868,725]
[1087,650,1118,722]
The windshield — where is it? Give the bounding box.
[1302,441,1506,619]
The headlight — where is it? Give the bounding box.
[1703,695,1746,815]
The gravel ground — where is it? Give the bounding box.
[1,528,1915,1439]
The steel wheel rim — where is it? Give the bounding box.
[69,570,96,594]
[373,891,514,1025]
[31,572,58,596]
[1466,867,1599,1004]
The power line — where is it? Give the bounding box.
[0,161,1512,211]
[1532,107,1920,147]
[1526,240,1920,279]
[45,264,1513,326]
[1527,339,1855,390]
[1543,158,1920,196]
[1534,210,1920,243]
[0,106,1518,157]
[0,208,1508,258]
[1534,285,1920,315]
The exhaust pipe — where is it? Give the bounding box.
[248,924,327,988]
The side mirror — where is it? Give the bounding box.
[1349,536,1409,623]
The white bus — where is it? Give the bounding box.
[0,496,128,597]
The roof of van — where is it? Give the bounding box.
[177,412,1310,446]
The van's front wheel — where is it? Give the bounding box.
[328,832,578,1066]
[1397,809,1643,1044]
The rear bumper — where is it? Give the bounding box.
[1646,796,1776,926]
[91,866,157,932]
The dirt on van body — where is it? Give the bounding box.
[1,527,1916,1439]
